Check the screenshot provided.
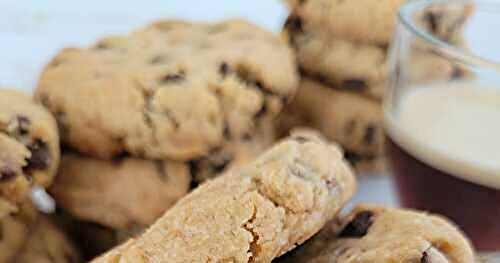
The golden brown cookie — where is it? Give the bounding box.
[92,132,357,262]
[278,204,476,262]
[0,89,60,218]
[36,19,298,161]
[49,153,191,230]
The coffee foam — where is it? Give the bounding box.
[385,81,500,189]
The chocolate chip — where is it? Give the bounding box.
[344,151,363,164]
[315,73,329,84]
[342,79,368,91]
[188,160,199,178]
[188,160,200,188]
[284,15,303,33]
[421,251,429,263]
[151,55,169,64]
[24,139,50,171]
[94,42,111,50]
[15,115,30,135]
[254,102,267,120]
[111,151,130,165]
[211,156,233,174]
[293,135,309,143]
[363,125,376,145]
[289,165,306,179]
[242,133,252,141]
[219,62,231,77]
[424,12,442,34]
[339,211,374,238]
[326,178,336,189]
[160,74,185,84]
[0,167,17,182]
[223,125,231,138]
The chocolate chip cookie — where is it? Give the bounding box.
[92,132,357,263]
[36,19,298,160]
[0,202,81,263]
[0,89,60,217]
[284,22,386,99]
[278,204,476,262]
[285,0,406,45]
[278,78,384,172]
[49,152,191,230]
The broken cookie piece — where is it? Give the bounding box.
[0,89,60,218]
[278,204,476,263]
[92,133,356,262]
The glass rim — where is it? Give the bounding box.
[398,0,500,72]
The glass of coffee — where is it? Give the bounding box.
[385,0,500,254]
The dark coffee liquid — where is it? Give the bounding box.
[386,135,500,251]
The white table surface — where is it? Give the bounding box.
[0,0,398,209]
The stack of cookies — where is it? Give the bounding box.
[34,19,298,259]
[279,0,472,174]
[0,89,81,262]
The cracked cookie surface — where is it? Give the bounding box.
[0,202,81,263]
[49,152,191,230]
[278,204,476,263]
[36,19,298,160]
[0,89,60,218]
[92,133,356,263]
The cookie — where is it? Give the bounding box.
[286,0,471,45]
[278,78,384,158]
[36,19,298,160]
[0,89,60,217]
[284,21,387,99]
[0,202,81,263]
[279,204,476,262]
[92,132,357,262]
[49,152,191,230]
[286,0,406,45]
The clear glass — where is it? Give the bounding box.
[385,0,500,257]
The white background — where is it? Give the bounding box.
[0,0,399,209]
